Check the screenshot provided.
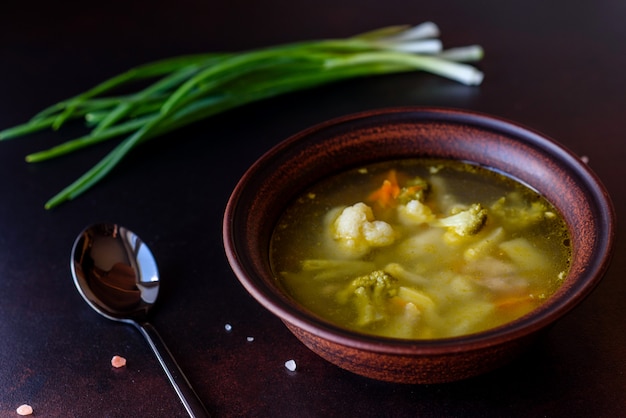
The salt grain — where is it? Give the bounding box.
[16,404,33,416]
[284,359,297,372]
[246,336,254,342]
[111,355,127,368]
[224,323,233,332]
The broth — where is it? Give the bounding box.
[270,159,571,339]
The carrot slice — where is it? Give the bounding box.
[494,294,536,315]
[368,170,401,208]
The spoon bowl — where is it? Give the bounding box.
[71,223,159,323]
[71,222,209,417]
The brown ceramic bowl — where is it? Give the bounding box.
[222,107,615,384]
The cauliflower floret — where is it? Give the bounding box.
[332,202,396,257]
[397,199,436,225]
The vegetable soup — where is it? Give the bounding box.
[270,159,571,339]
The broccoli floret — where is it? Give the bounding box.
[490,192,555,230]
[435,203,487,237]
[397,176,430,204]
[336,270,398,326]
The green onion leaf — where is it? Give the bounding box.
[0,23,484,209]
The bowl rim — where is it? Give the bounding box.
[223,106,615,354]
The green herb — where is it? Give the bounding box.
[0,22,484,209]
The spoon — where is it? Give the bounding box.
[71,222,210,418]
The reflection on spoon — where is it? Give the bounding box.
[71,223,210,418]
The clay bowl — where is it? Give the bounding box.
[222,107,614,384]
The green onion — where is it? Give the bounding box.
[0,22,484,209]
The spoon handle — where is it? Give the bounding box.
[137,322,211,418]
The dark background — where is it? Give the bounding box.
[1,1,624,416]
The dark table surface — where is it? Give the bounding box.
[1,1,625,417]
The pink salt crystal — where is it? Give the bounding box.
[16,404,33,416]
[111,355,127,368]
